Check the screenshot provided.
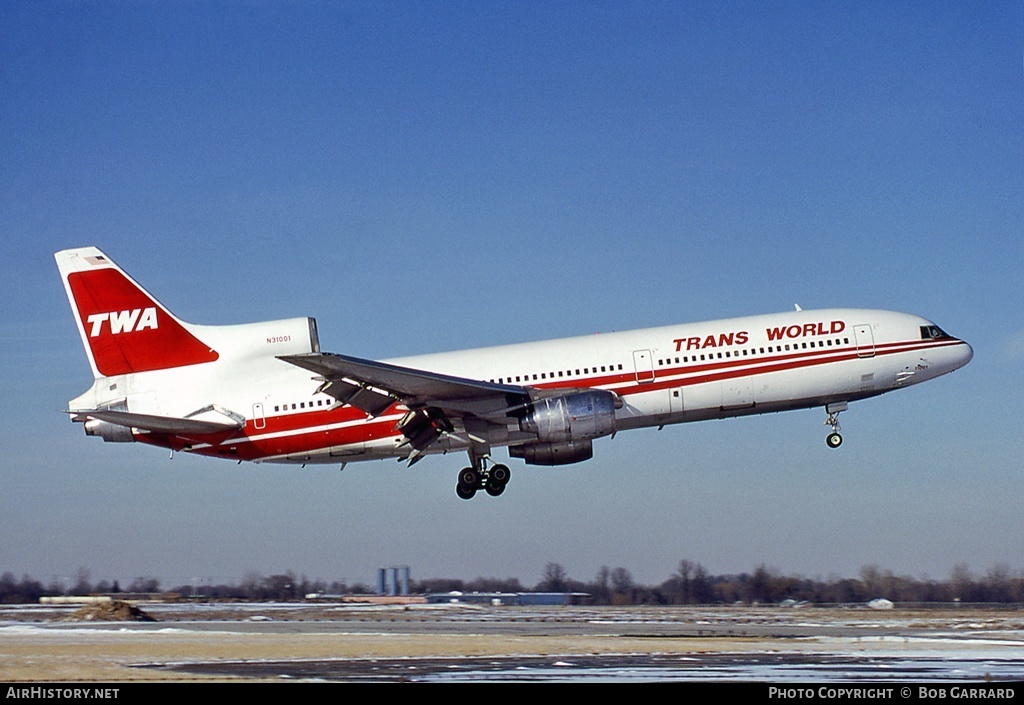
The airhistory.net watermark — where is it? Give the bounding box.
[6,688,119,700]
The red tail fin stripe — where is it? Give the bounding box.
[67,268,219,375]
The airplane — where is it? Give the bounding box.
[56,246,973,499]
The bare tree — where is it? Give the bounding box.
[128,576,160,593]
[611,567,633,594]
[538,563,569,592]
[71,567,92,595]
[592,566,612,604]
[950,563,974,602]
[748,564,772,603]
[691,563,712,604]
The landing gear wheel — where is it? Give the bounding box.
[823,402,847,450]
[484,463,510,497]
[489,463,511,486]
[456,466,482,500]
[454,458,512,499]
[458,467,481,489]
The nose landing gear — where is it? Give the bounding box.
[824,401,847,448]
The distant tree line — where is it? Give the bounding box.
[508,561,1024,606]
[0,568,369,604]
[3,561,1023,605]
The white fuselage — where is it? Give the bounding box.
[69,307,971,465]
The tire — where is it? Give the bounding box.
[490,464,511,486]
[826,432,843,448]
[458,467,480,488]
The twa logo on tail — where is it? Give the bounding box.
[87,307,159,337]
[57,251,219,376]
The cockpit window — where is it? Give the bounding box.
[920,325,949,340]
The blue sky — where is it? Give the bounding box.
[2,1,1022,590]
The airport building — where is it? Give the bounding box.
[423,591,589,606]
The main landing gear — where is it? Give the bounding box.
[824,401,848,448]
[456,459,511,500]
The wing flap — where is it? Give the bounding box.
[318,378,397,416]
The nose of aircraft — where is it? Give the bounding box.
[956,340,974,369]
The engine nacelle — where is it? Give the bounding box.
[83,418,135,443]
[509,439,593,466]
[519,390,617,443]
[78,399,135,443]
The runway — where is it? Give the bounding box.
[2,602,1023,682]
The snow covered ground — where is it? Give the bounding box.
[2,603,1022,682]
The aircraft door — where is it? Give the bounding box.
[854,324,875,358]
[252,402,266,430]
[633,349,655,383]
[670,388,683,416]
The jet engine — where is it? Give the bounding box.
[79,400,135,443]
[510,390,618,465]
[83,417,135,443]
[509,439,593,465]
[519,389,617,443]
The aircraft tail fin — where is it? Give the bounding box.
[55,247,219,378]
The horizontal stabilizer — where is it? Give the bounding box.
[71,409,243,436]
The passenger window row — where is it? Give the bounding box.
[273,335,857,412]
[273,397,331,413]
[490,363,625,386]
[658,337,851,366]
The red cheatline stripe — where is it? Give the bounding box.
[178,337,966,459]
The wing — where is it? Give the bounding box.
[280,352,530,417]
[279,352,537,462]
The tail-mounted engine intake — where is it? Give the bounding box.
[83,417,135,443]
[79,400,134,443]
